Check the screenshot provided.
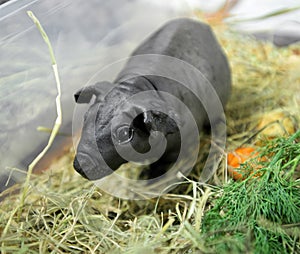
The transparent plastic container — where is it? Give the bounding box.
[0,0,192,191]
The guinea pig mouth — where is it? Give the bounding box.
[73,152,112,180]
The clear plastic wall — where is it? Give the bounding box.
[0,0,192,191]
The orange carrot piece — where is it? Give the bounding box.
[227,147,259,180]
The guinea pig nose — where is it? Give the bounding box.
[73,153,97,180]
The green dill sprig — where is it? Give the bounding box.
[202,130,300,254]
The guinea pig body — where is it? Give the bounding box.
[73,18,231,181]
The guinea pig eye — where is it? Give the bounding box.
[115,125,133,144]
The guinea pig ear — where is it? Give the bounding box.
[143,110,180,135]
[74,81,112,104]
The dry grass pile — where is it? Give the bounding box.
[0,19,300,254]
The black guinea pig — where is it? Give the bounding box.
[73,18,231,181]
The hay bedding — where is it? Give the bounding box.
[0,18,300,254]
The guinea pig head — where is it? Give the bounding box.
[73,82,124,180]
[73,82,180,181]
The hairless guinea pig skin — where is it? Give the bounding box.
[73,18,231,181]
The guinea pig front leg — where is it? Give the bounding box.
[138,160,169,180]
[139,141,180,181]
